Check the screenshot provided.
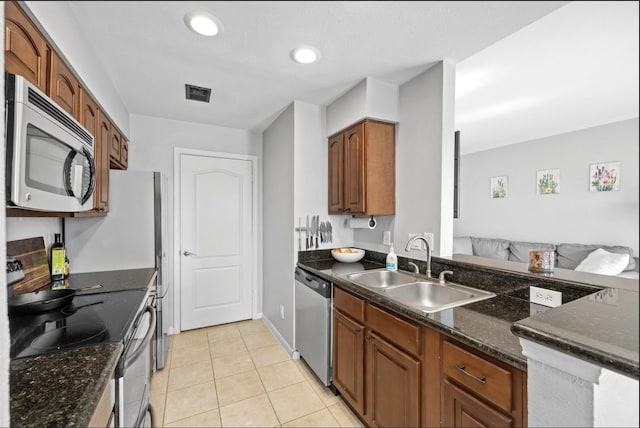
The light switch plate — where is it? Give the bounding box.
[530,286,562,308]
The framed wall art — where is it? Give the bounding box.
[590,162,620,192]
[537,169,560,195]
[490,176,508,198]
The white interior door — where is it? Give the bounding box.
[180,154,253,330]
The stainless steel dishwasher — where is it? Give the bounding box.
[294,267,333,387]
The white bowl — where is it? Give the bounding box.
[331,248,365,263]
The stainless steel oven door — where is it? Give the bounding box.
[118,306,156,428]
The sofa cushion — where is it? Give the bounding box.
[453,236,473,255]
[471,237,510,260]
[557,243,636,271]
[509,241,557,264]
[575,248,630,276]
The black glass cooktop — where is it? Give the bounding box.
[9,289,148,359]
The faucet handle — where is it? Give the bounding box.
[438,270,454,283]
[407,262,419,274]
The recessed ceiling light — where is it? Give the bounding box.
[290,46,321,64]
[184,11,224,37]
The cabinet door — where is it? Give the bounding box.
[119,139,129,169]
[80,90,104,213]
[343,124,366,214]
[49,51,80,119]
[4,1,49,92]
[443,379,514,428]
[110,128,122,166]
[333,309,365,415]
[96,110,112,213]
[328,134,344,213]
[365,331,420,428]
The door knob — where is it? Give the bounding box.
[183,250,196,256]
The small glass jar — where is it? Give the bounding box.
[529,250,555,273]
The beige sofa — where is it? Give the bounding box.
[453,236,639,279]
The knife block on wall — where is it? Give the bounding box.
[7,237,51,295]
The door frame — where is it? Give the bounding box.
[173,147,259,333]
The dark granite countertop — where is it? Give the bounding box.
[511,287,639,379]
[10,342,123,427]
[298,250,639,378]
[298,256,532,371]
[69,267,157,294]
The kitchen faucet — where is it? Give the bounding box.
[404,235,431,278]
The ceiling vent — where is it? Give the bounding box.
[185,84,212,103]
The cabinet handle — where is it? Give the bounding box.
[365,335,372,341]
[456,364,486,384]
[353,328,361,334]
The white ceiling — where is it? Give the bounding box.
[455,1,639,153]
[65,1,638,153]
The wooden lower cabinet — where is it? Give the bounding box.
[441,339,526,428]
[442,379,513,427]
[332,309,365,415]
[332,286,527,428]
[365,331,420,427]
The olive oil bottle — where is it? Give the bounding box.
[50,233,66,282]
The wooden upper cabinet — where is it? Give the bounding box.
[97,111,111,211]
[328,119,395,215]
[344,124,366,213]
[4,1,49,92]
[49,50,80,120]
[328,134,345,213]
[109,128,128,170]
[119,139,129,169]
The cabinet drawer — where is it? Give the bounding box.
[333,287,365,322]
[442,340,512,413]
[366,304,421,356]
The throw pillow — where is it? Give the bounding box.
[575,248,630,276]
[557,243,635,271]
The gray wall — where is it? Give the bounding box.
[355,62,456,258]
[454,118,639,255]
[263,104,296,347]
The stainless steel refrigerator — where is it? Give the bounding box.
[65,170,171,370]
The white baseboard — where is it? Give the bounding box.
[261,315,295,357]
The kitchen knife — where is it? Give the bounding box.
[298,217,301,251]
[315,215,319,248]
[306,216,310,250]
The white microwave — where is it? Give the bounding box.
[5,73,96,212]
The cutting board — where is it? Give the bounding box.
[7,237,51,295]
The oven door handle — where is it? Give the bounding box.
[124,305,156,368]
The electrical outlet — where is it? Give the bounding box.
[408,233,434,250]
[408,233,423,250]
[280,304,285,319]
[383,230,391,245]
[529,286,562,308]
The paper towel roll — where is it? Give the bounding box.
[349,216,376,229]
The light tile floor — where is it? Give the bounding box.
[150,319,364,427]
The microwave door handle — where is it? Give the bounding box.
[63,151,76,196]
[81,147,96,205]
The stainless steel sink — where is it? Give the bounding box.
[342,269,417,289]
[382,280,495,313]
